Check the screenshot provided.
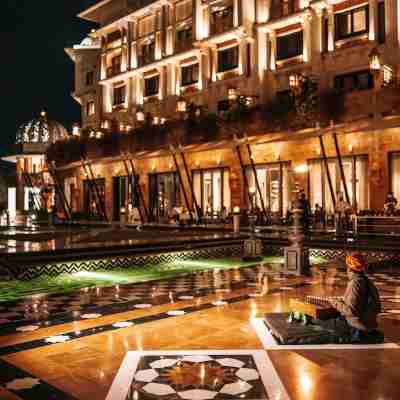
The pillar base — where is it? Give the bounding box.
[242,238,263,262]
[284,245,310,276]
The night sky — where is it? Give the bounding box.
[1,1,97,156]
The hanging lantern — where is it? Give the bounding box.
[289,73,301,92]
[176,96,187,113]
[228,87,238,101]
[369,47,381,73]
[136,108,145,122]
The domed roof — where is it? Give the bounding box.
[16,112,68,145]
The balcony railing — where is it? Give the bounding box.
[174,38,193,54]
[106,65,122,78]
[270,0,300,20]
[137,53,156,68]
[210,15,234,36]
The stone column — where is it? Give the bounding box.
[175,64,182,95]
[270,31,276,70]
[314,8,324,57]
[369,0,378,41]
[258,30,268,102]
[131,41,137,69]
[238,38,247,76]
[158,65,167,100]
[136,74,144,105]
[302,11,312,63]
[211,45,218,81]
[101,53,107,80]
[197,52,203,90]
[234,0,239,27]
[327,5,335,52]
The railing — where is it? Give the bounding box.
[106,65,121,78]
[354,216,400,236]
[174,39,192,54]
[137,54,156,68]
[210,16,234,36]
[270,0,300,20]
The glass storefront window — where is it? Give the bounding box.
[308,155,368,214]
[193,168,230,217]
[245,162,291,216]
[83,178,106,217]
[149,172,180,220]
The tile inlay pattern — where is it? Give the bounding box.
[107,351,289,400]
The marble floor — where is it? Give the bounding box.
[0,263,399,400]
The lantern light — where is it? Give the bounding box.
[289,73,301,92]
[136,108,145,122]
[228,88,238,101]
[176,96,187,113]
[369,47,381,73]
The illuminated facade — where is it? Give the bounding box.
[55,0,400,222]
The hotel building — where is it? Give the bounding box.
[12,0,400,223]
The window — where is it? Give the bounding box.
[276,30,303,61]
[107,30,122,45]
[176,0,192,21]
[113,86,126,106]
[139,41,155,66]
[335,6,369,40]
[176,25,192,42]
[86,101,95,116]
[218,46,239,73]
[181,63,199,86]
[245,163,291,216]
[149,172,181,220]
[144,75,159,97]
[175,25,193,52]
[111,55,121,75]
[378,1,385,44]
[210,0,234,35]
[138,16,155,37]
[309,156,368,214]
[86,71,94,86]
[193,169,230,215]
[334,70,373,92]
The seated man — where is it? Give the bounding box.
[325,253,383,343]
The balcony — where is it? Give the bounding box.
[137,53,156,68]
[270,0,300,20]
[106,65,122,78]
[174,38,193,54]
[210,11,234,36]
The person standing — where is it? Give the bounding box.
[335,194,351,236]
[384,192,398,215]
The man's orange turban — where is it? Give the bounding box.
[346,253,367,272]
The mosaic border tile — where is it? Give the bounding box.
[0,359,78,400]
[12,244,244,280]
[106,350,290,400]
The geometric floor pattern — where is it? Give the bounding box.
[106,350,289,400]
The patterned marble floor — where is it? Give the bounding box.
[107,350,287,400]
[0,263,400,400]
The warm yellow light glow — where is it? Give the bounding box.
[153,116,160,125]
[176,97,187,113]
[369,47,381,72]
[72,125,81,137]
[295,164,308,173]
[136,109,145,122]
[348,144,353,153]
[228,87,238,101]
